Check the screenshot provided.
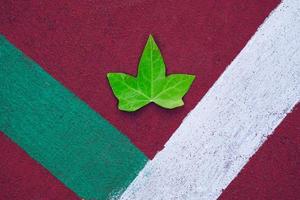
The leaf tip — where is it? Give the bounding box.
[148,34,156,43]
[107,72,113,79]
[184,74,196,83]
[190,74,196,81]
[107,73,118,83]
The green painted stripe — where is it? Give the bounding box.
[0,36,147,199]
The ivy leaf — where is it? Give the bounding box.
[107,35,195,112]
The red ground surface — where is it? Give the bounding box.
[220,104,300,200]
[0,0,279,158]
[3,1,298,199]
[0,132,80,200]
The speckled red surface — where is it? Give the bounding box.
[0,132,80,200]
[220,104,300,200]
[0,0,279,158]
[3,1,299,199]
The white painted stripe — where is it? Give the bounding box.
[119,1,300,199]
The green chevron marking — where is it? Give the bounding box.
[0,36,147,200]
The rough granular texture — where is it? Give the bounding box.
[220,104,300,200]
[0,132,80,200]
[0,0,279,158]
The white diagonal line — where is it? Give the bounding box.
[119,0,300,199]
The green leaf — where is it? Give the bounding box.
[107,34,195,112]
